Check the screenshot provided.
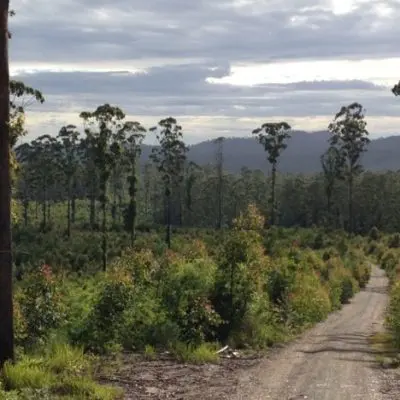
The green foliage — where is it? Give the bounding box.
[13,227,131,275]
[388,233,400,249]
[387,281,400,349]
[44,343,89,376]
[366,240,385,260]
[232,203,265,231]
[214,223,268,338]
[323,257,359,309]
[51,376,121,399]
[143,345,156,360]
[252,122,291,224]
[15,265,64,347]
[313,232,325,250]
[230,292,286,349]
[2,361,53,390]
[0,343,120,399]
[368,226,381,241]
[267,259,295,306]
[161,257,221,344]
[10,219,370,379]
[381,250,400,283]
[286,272,332,328]
[77,271,134,352]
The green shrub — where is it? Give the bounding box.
[343,249,371,289]
[120,289,166,350]
[230,292,286,349]
[62,277,100,343]
[113,248,159,286]
[387,281,400,348]
[340,276,359,304]
[15,265,65,347]
[214,220,268,339]
[368,226,381,241]
[351,261,371,289]
[266,258,295,305]
[388,233,400,249]
[162,258,221,344]
[313,232,325,250]
[380,250,400,283]
[286,272,331,328]
[77,271,134,352]
[322,247,339,262]
[327,261,355,309]
[366,240,385,258]
[381,250,398,271]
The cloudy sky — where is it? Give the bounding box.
[9,0,400,144]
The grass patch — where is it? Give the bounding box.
[143,345,156,361]
[170,342,220,364]
[45,342,90,375]
[0,343,122,399]
[51,376,123,399]
[2,361,53,390]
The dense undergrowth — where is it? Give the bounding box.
[3,204,373,399]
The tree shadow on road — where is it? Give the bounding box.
[298,332,397,362]
[363,286,388,295]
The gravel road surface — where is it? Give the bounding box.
[234,266,397,400]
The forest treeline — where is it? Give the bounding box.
[13,100,396,244]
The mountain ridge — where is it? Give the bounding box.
[140,130,400,173]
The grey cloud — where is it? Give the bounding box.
[14,65,385,97]
[12,68,399,121]
[9,0,400,64]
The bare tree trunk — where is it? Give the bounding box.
[89,195,95,228]
[42,183,47,229]
[23,199,28,226]
[0,0,14,366]
[67,179,71,238]
[165,186,171,248]
[102,199,107,271]
[100,179,107,271]
[71,177,76,224]
[270,162,277,225]
[348,173,354,234]
[47,199,51,224]
[215,138,224,229]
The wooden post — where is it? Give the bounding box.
[0,0,14,367]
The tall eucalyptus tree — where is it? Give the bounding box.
[80,104,125,270]
[57,125,81,238]
[252,122,291,225]
[328,102,370,233]
[150,117,188,247]
[122,121,146,246]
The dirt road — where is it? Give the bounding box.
[234,266,395,400]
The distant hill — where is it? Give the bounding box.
[141,131,400,174]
